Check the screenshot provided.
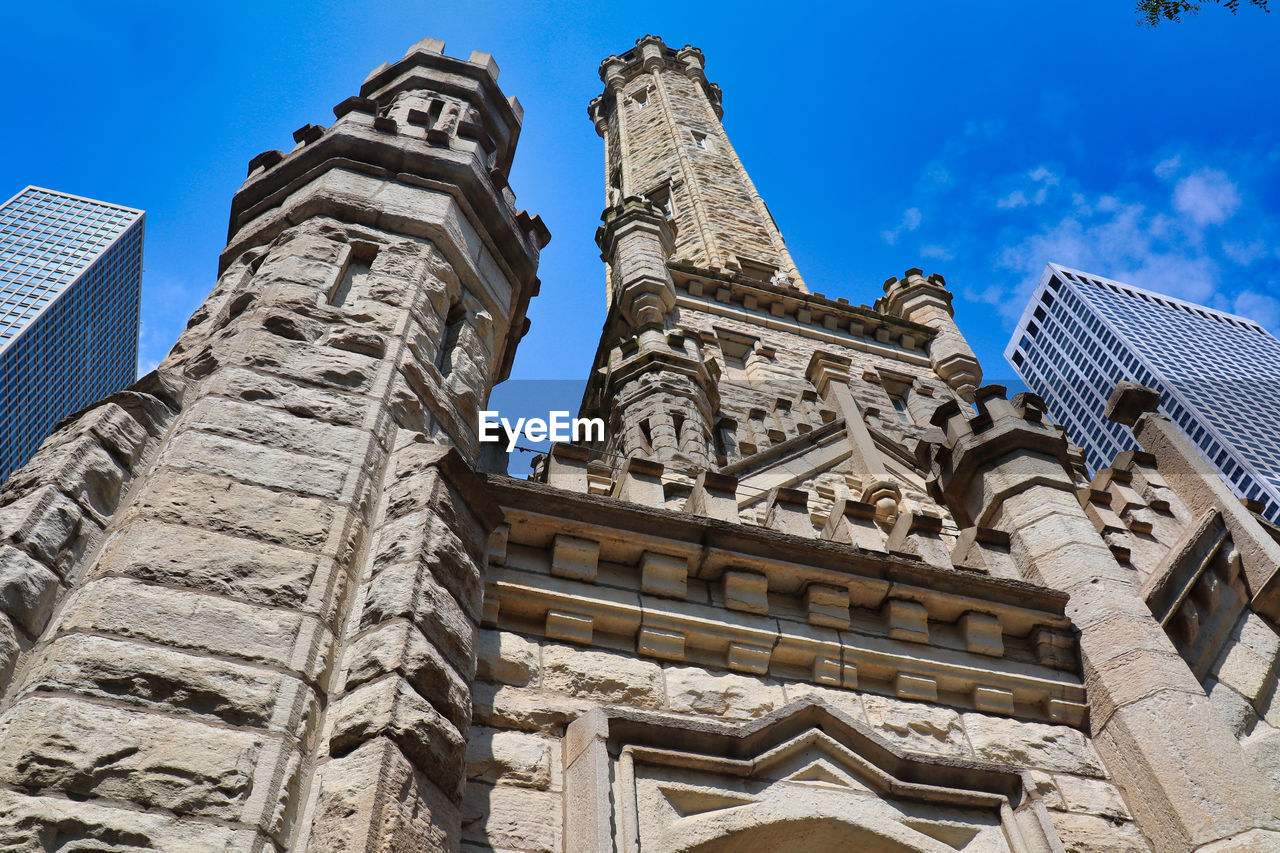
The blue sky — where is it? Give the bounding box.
[5,0,1277,400]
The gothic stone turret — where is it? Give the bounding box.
[0,37,545,850]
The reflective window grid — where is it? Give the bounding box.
[0,187,144,481]
[1005,262,1280,524]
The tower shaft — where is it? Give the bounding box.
[591,35,804,293]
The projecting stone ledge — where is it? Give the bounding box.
[1105,381,1162,427]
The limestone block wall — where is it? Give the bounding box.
[465,629,1150,853]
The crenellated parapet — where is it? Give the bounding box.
[880,269,982,401]
[594,35,724,118]
[223,36,549,389]
[927,385,1076,528]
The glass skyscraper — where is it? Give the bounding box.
[0,187,144,481]
[1006,262,1280,523]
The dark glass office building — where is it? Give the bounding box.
[0,187,144,481]
[1006,262,1280,524]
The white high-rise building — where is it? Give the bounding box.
[1006,262,1280,522]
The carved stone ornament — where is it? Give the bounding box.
[564,699,1065,852]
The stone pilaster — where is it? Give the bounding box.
[931,388,1280,852]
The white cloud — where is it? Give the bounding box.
[998,167,1060,210]
[997,190,1028,209]
[1222,238,1268,266]
[917,161,953,192]
[1028,166,1060,186]
[920,244,955,261]
[1233,289,1280,334]
[991,192,1225,321]
[1154,155,1182,179]
[1173,168,1241,226]
[881,207,922,245]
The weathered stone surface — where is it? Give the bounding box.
[373,512,484,621]
[19,633,318,734]
[6,434,127,522]
[1197,829,1280,852]
[963,713,1104,776]
[1097,689,1280,850]
[127,468,338,551]
[1242,726,1280,795]
[305,738,459,853]
[541,643,664,708]
[1049,811,1150,852]
[664,665,786,720]
[0,613,19,684]
[462,782,562,853]
[466,727,552,788]
[1214,639,1278,706]
[1207,677,1259,738]
[0,788,259,852]
[472,682,592,734]
[476,629,540,687]
[863,694,970,758]
[100,519,340,619]
[0,485,82,567]
[330,676,467,798]
[57,576,334,680]
[0,696,292,827]
[156,429,356,502]
[1052,774,1133,820]
[184,394,376,463]
[781,680,867,722]
[344,620,471,732]
[0,544,61,634]
[203,365,372,428]
[361,560,476,676]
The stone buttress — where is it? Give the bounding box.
[0,38,546,851]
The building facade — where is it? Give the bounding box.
[0,187,144,479]
[1006,262,1280,523]
[0,35,1278,853]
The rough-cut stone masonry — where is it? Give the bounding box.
[1,31,1278,853]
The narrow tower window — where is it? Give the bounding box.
[691,131,709,150]
[632,88,649,108]
[437,303,466,375]
[329,242,377,307]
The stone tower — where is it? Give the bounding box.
[2,32,1280,853]
[0,38,547,850]
[479,36,1280,853]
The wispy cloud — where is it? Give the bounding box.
[920,244,955,261]
[1172,168,1241,227]
[1233,290,1280,334]
[1154,155,1182,179]
[890,128,1279,338]
[881,207,922,245]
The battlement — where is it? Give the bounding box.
[595,35,723,117]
